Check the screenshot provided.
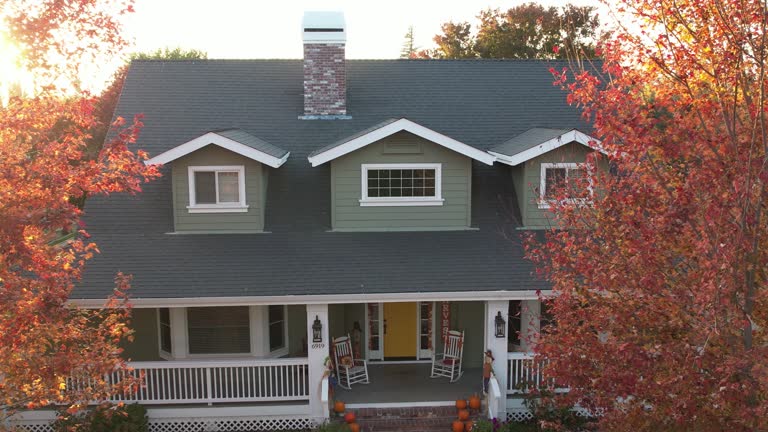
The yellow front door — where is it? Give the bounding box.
[383,302,417,358]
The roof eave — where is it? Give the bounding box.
[307,118,496,167]
[491,129,604,166]
[145,132,290,168]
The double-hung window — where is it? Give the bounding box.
[539,163,590,208]
[360,163,443,206]
[187,306,251,355]
[187,165,247,213]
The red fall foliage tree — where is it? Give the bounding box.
[0,0,158,419]
[526,1,767,430]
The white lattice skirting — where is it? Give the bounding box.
[506,408,535,423]
[10,413,320,432]
[148,416,318,432]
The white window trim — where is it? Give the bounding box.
[538,162,592,209]
[268,305,289,357]
[160,306,291,359]
[157,308,172,360]
[187,165,248,213]
[359,163,444,207]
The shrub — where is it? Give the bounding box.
[53,403,148,432]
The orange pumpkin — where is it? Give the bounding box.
[348,423,360,432]
[334,401,345,413]
[452,420,465,432]
[344,412,356,424]
[464,420,474,431]
[458,409,470,421]
[455,399,467,410]
[468,394,481,410]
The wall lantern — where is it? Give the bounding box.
[312,315,323,343]
[494,311,506,338]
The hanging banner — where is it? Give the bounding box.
[440,301,451,342]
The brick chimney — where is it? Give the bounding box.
[301,11,348,118]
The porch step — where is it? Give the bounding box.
[336,405,485,432]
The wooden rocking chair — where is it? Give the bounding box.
[332,334,369,389]
[430,330,464,382]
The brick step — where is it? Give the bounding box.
[332,406,485,432]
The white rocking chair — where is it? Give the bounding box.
[332,334,369,389]
[430,330,464,382]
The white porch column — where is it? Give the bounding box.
[306,303,329,419]
[250,306,270,357]
[485,300,508,418]
[169,307,188,359]
[520,299,541,352]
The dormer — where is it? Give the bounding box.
[146,129,289,233]
[308,118,495,231]
[490,128,605,228]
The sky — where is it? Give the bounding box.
[123,0,604,60]
[1,0,609,97]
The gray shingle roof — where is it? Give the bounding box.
[76,59,591,300]
[490,128,571,157]
[213,128,289,158]
[308,118,400,157]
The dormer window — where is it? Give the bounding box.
[359,163,444,206]
[187,165,248,213]
[539,162,589,209]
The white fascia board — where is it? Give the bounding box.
[307,118,496,167]
[491,129,604,167]
[145,132,290,168]
[71,290,551,309]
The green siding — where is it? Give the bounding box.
[331,132,472,231]
[171,145,264,232]
[122,308,163,361]
[517,142,596,228]
[287,305,307,356]
[455,301,484,368]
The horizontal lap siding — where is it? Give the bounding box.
[331,132,472,230]
[172,145,264,232]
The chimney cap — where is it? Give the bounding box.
[302,11,346,44]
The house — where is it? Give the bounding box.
[13,11,605,432]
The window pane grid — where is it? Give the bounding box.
[544,165,587,200]
[367,168,436,198]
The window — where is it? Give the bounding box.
[360,163,443,206]
[187,306,251,354]
[539,163,589,208]
[158,308,172,355]
[507,300,522,348]
[187,165,247,213]
[540,301,556,335]
[419,302,432,351]
[268,305,286,352]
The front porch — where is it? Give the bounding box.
[335,363,483,406]
[11,299,552,431]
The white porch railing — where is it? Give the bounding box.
[507,352,556,394]
[71,358,310,405]
[487,375,502,419]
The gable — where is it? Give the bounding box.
[308,118,496,167]
[146,129,290,168]
[490,129,603,167]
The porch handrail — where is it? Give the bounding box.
[127,357,309,369]
[77,357,311,405]
[320,375,330,421]
[487,375,501,420]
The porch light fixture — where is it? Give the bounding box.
[494,311,506,338]
[312,315,323,343]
